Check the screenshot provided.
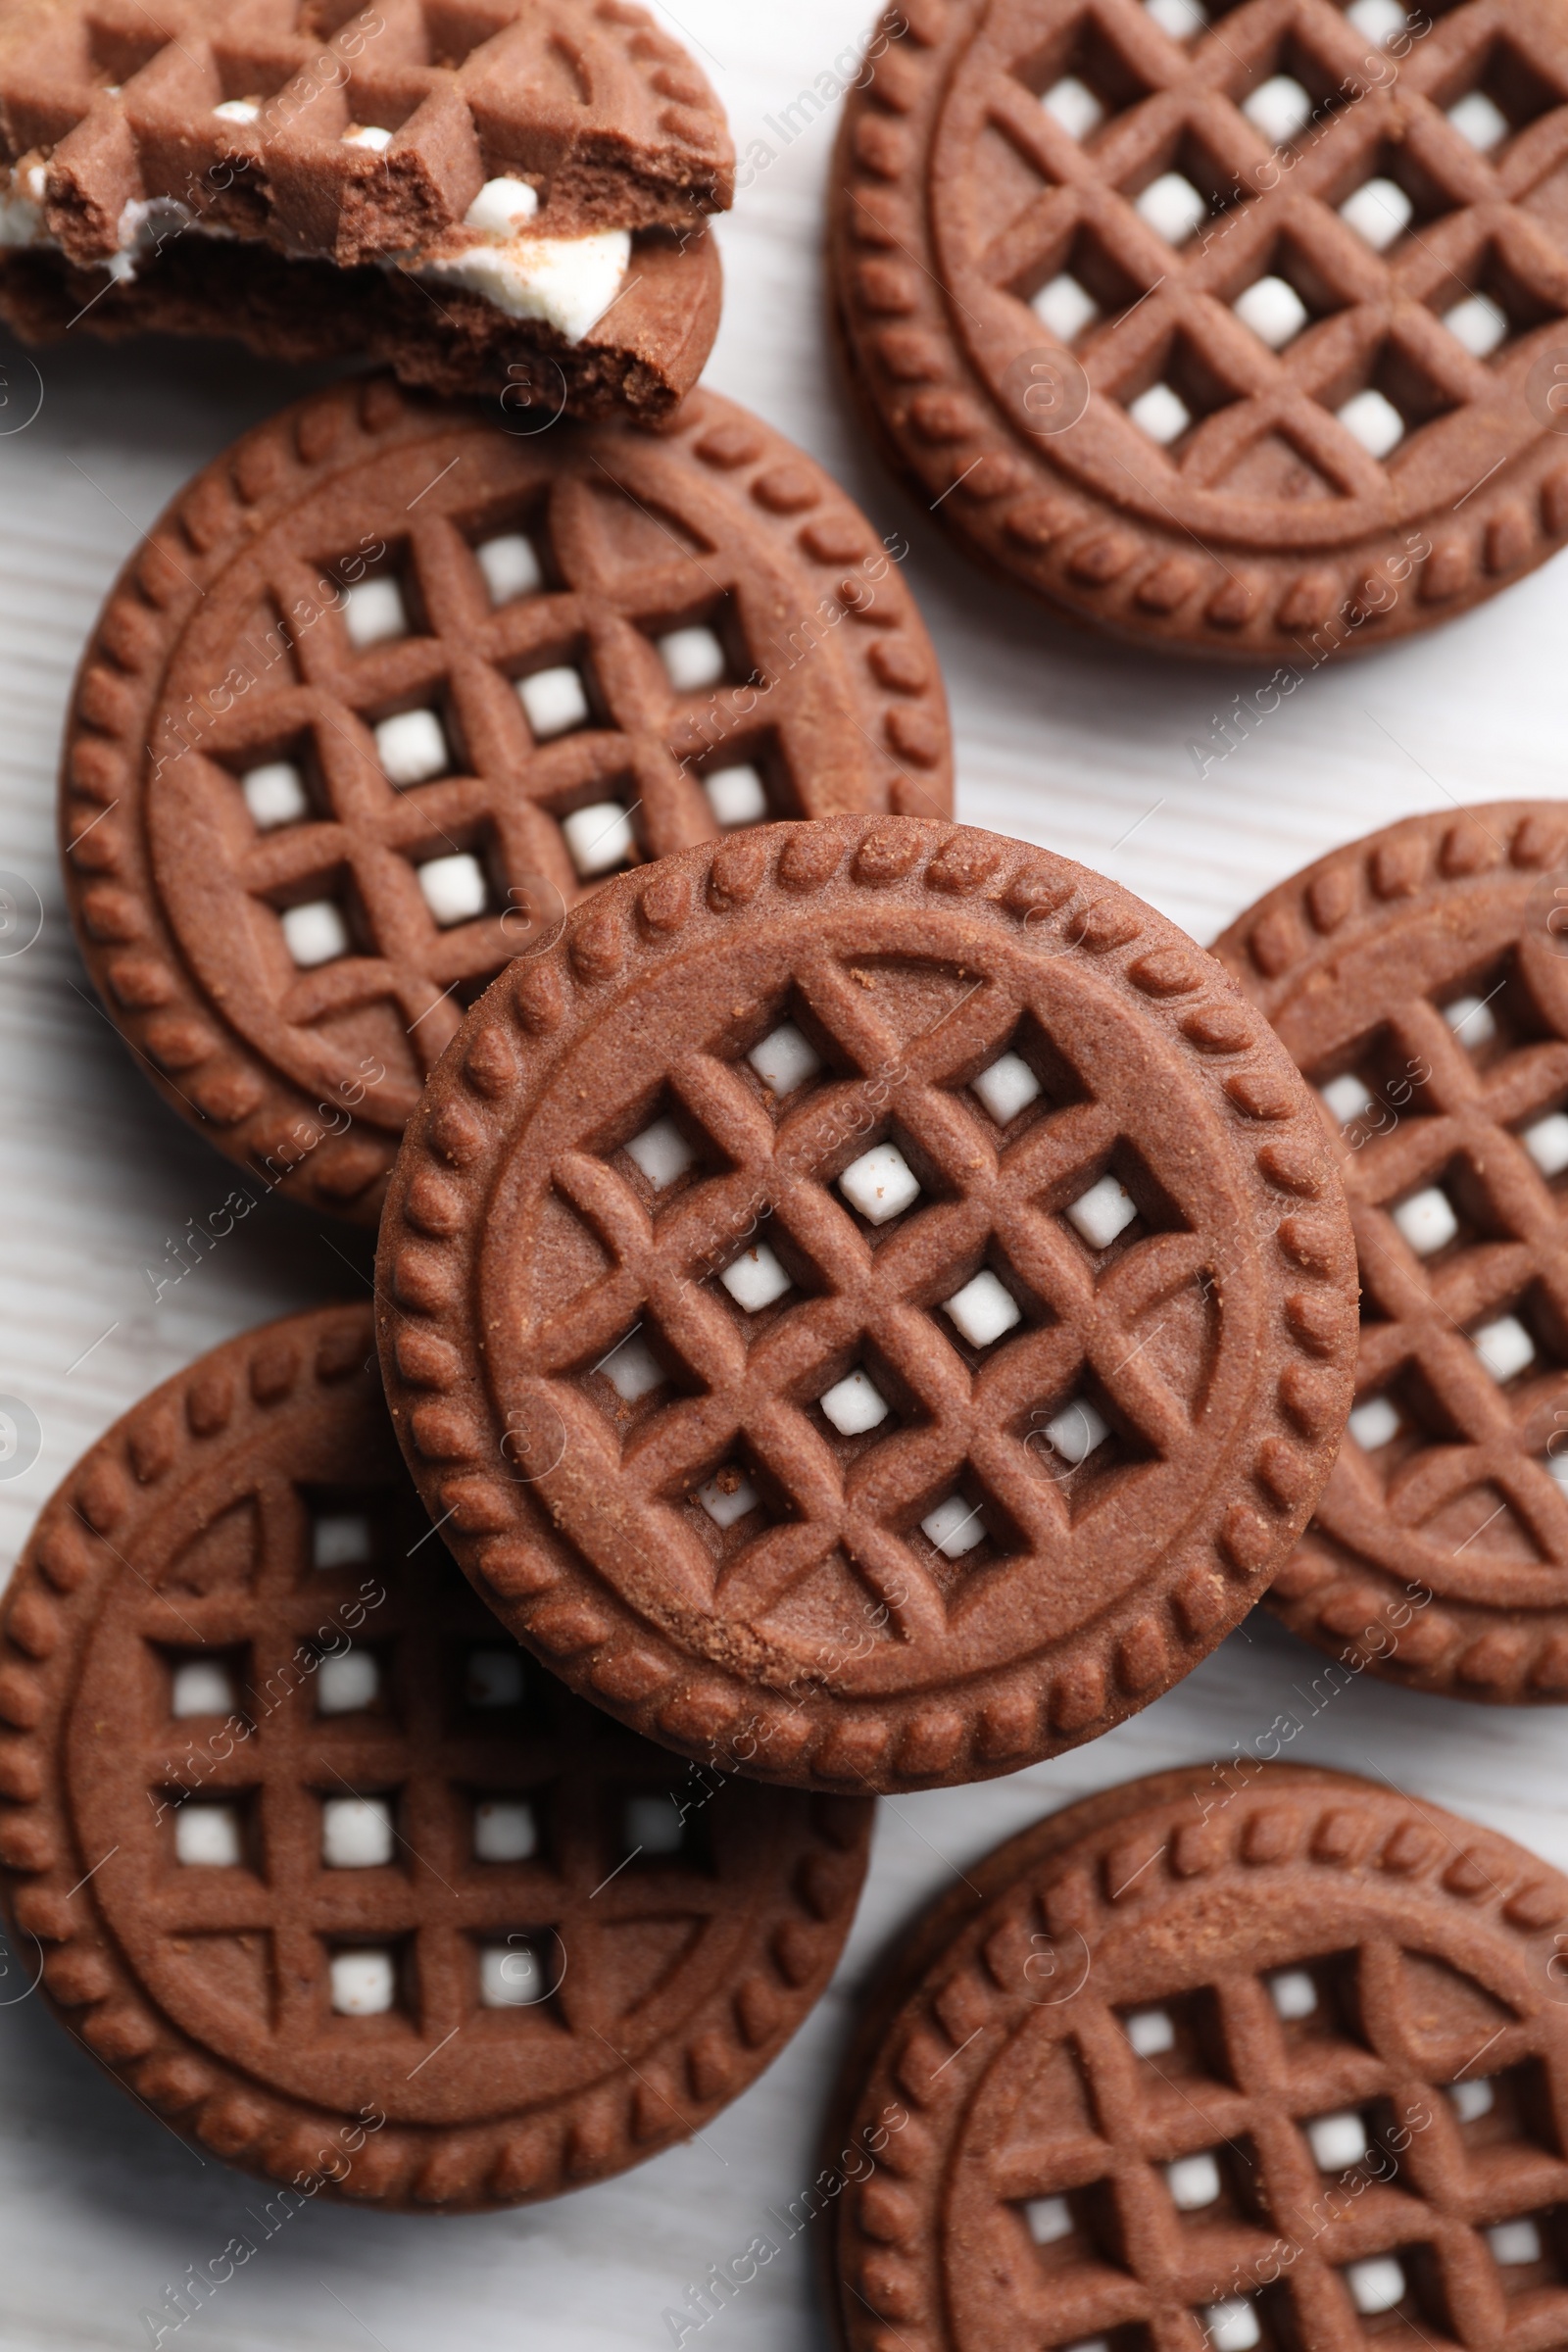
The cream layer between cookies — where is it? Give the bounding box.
[0,167,631,346]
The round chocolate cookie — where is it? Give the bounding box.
[1216,801,1568,1704]
[828,1760,1568,2352]
[375,814,1356,1795]
[60,375,952,1223]
[831,0,1568,659]
[0,1305,870,2210]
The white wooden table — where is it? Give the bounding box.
[3,8,1568,2347]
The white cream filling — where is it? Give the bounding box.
[0,167,632,344]
[417,179,631,343]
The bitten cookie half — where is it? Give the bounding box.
[59,376,952,1222]
[375,814,1357,1795]
[1216,800,1568,1704]
[831,0,1568,659]
[0,1304,871,2210]
[0,0,731,413]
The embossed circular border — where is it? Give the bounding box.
[827,1761,1568,2352]
[59,374,955,1226]
[1216,799,1568,1704]
[829,0,1568,661]
[0,1304,871,2210]
[374,813,1358,1795]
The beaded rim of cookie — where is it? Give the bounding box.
[1216,800,1568,1704]
[829,1762,1568,2352]
[832,0,1568,659]
[0,1305,871,2210]
[58,377,953,1225]
[375,814,1357,1795]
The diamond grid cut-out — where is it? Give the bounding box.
[512,933,1209,1656]
[122,1473,755,2069]
[984,1929,1568,2352]
[1297,956,1568,1579]
[160,426,913,1110]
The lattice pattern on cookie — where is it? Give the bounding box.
[0,1307,871,2207]
[988,1947,1568,2350]
[59,379,951,1225]
[978,0,1568,481]
[833,1773,1568,2352]
[532,980,1198,1649]
[132,1490,734,2055]
[834,0,1568,653]
[1216,804,1568,1699]
[379,818,1358,1794]
[183,490,810,1085]
[0,0,731,263]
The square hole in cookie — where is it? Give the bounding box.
[1128,382,1193,444]
[561,797,637,879]
[1242,73,1316,146]
[1065,1172,1140,1250]
[1472,1310,1537,1383]
[474,529,544,605]
[1135,168,1210,245]
[1234,272,1311,349]
[593,1326,669,1404]
[320,1794,396,1870]
[1118,1989,1231,2085]
[1338,174,1415,250]
[1348,1393,1402,1450]
[1336,386,1406,458]
[479,1936,557,2009]
[719,1241,795,1314]
[1390,1183,1460,1255]
[169,1653,243,1719]
[1346,0,1412,47]
[621,1791,689,1860]
[1522,1109,1568,1178]
[693,1464,762,1530]
[329,1945,398,2017]
[342,572,412,651]
[1305,2108,1371,2171]
[279,896,353,970]
[1268,1953,1372,2061]
[1123,331,1244,446]
[310,1504,377,1572]
[473,1795,538,1862]
[1447,88,1510,151]
[374,706,452,788]
[517,661,592,741]
[1146,0,1208,37]
[1443,986,1502,1050]
[173,1801,246,1868]
[942,1267,1024,1350]
[971,1049,1044,1127]
[1042,74,1108,138]
[1201,2296,1263,2351]
[655,622,730,694]
[464,1645,526,1710]
[921,1492,989,1559]
[1036,1394,1113,1470]
[1321,1070,1376,1126]
[622,1111,701,1193]
[317,1647,382,1717]
[1021,226,1145,343]
[240,755,314,831]
[818,1367,892,1437]
[704,762,770,828]
[1165,2149,1224,2209]
[839,1139,923,1227]
[1329,342,1456,459]
[1442,289,1510,356]
[416,849,490,927]
[749,1018,825,1100]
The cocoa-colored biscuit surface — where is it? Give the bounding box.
[60,377,952,1223]
[831,0,1568,659]
[828,1761,1568,2351]
[0,1304,871,2210]
[375,814,1357,1795]
[1216,800,1568,1703]
[0,0,732,411]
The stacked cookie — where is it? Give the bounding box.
[4,11,1568,2350]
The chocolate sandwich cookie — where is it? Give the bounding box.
[829,1760,1568,2352]
[0,0,729,415]
[375,814,1357,1795]
[831,0,1568,659]
[60,377,952,1224]
[0,1305,871,2209]
[1215,802,1568,1704]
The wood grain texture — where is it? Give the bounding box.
[0,5,1567,2348]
